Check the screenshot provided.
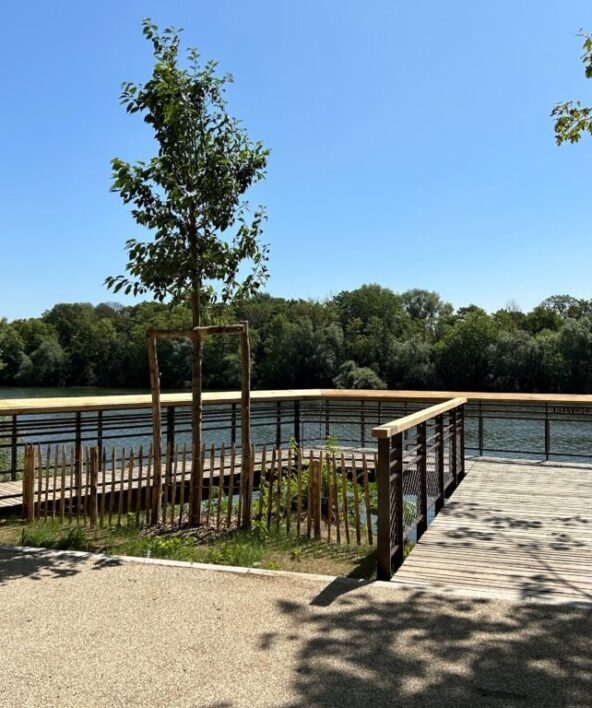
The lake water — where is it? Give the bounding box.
[2,387,592,464]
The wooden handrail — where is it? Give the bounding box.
[371,397,467,439]
[3,386,592,416]
[0,389,323,416]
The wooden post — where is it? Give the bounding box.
[275,401,282,448]
[89,447,99,528]
[448,409,458,497]
[240,322,252,529]
[10,415,18,481]
[360,401,366,448]
[417,422,428,540]
[458,405,466,481]
[22,445,35,522]
[231,403,237,446]
[189,330,203,527]
[478,401,484,456]
[310,459,322,540]
[435,414,445,513]
[166,406,175,481]
[293,400,300,445]
[147,330,162,525]
[376,433,404,581]
[544,403,550,462]
[97,410,103,459]
[74,412,82,476]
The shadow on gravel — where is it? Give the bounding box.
[274,590,592,707]
[0,546,120,586]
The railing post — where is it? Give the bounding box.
[74,412,82,477]
[276,401,282,448]
[417,422,428,540]
[231,403,237,445]
[448,408,458,497]
[478,402,484,456]
[376,433,404,580]
[97,410,103,462]
[325,400,330,439]
[458,405,465,480]
[360,401,366,448]
[544,403,550,461]
[293,400,300,446]
[10,415,18,481]
[166,406,175,482]
[435,414,445,513]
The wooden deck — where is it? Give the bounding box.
[392,458,592,605]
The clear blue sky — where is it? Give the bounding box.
[2,0,592,319]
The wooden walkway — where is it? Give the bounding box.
[392,458,592,605]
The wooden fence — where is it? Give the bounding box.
[21,443,377,546]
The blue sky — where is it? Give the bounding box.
[1,0,592,319]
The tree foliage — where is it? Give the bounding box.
[107,19,269,307]
[5,287,592,394]
[552,31,592,144]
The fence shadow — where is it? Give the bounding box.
[273,589,592,707]
[0,546,120,587]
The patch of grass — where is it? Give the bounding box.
[0,517,379,580]
[20,521,91,551]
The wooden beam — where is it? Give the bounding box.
[7,387,592,417]
[371,397,467,438]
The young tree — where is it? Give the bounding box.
[107,20,270,523]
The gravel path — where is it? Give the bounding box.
[0,546,590,707]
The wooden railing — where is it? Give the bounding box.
[372,398,466,580]
[4,388,592,486]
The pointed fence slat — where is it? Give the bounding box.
[296,449,303,539]
[100,448,107,526]
[362,453,373,544]
[171,445,178,527]
[266,447,275,530]
[117,448,125,526]
[351,452,362,546]
[217,444,225,530]
[136,446,144,526]
[326,453,333,542]
[179,444,187,526]
[332,455,341,545]
[60,449,67,524]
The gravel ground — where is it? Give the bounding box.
[0,546,590,707]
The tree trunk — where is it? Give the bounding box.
[189,288,203,525]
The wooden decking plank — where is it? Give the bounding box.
[393,459,592,605]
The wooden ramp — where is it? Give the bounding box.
[392,458,592,605]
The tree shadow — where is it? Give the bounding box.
[272,589,592,707]
[0,546,120,586]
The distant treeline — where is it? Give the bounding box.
[2,285,592,393]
